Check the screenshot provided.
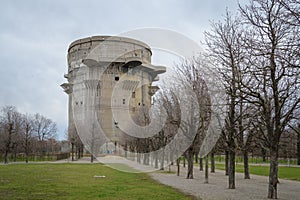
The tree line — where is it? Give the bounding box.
[0,105,64,163]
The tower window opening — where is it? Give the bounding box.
[115,76,119,81]
[132,91,136,98]
[123,99,125,104]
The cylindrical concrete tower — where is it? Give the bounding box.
[61,36,165,155]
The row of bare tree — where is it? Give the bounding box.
[203,0,299,198]
[116,0,299,199]
[0,105,59,163]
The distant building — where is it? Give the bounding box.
[61,36,165,158]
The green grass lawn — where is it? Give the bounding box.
[213,155,298,165]
[215,163,300,181]
[0,163,194,200]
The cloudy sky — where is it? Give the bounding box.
[0,0,242,140]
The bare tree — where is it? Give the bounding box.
[33,113,57,159]
[210,150,215,173]
[155,90,181,171]
[239,0,300,198]
[214,132,229,175]
[21,114,34,163]
[236,103,258,179]
[149,58,211,179]
[204,155,209,183]
[0,106,61,163]
[174,59,211,179]
[205,11,245,189]
[0,106,22,164]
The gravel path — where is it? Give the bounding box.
[150,165,300,200]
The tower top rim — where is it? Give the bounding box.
[68,35,151,52]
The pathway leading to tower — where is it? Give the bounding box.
[150,165,300,200]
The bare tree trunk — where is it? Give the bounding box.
[199,157,203,171]
[25,149,29,163]
[146,153,150,165]
[268,149,279,199]
[244,150,250,179]
[4,124,13,164]
[4,149,9,164]
[91,154,94,163]
[204,155,209,183]
[39,141,44,160]
[13,147,17,162]
[225,150,229,175]
[177,158,180,176]
[297,133,300,165]
[183,156,186,168]
[71,142,74,161]
[229,149,235,189]
[262,147,267,162]
[24,137,29,163]
[211,152,215,173]
[160,147,165,170]
[186,150,194,179]
[75,145,78,160]
[81,144,84,158]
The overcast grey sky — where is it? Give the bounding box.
[0,0,241,140]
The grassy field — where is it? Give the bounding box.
[0,163,195,200]
[215,163,300,181]
[213,155,298,165]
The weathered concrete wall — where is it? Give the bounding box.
[61,36,165,153]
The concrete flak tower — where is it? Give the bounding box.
[61,36,166,156]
